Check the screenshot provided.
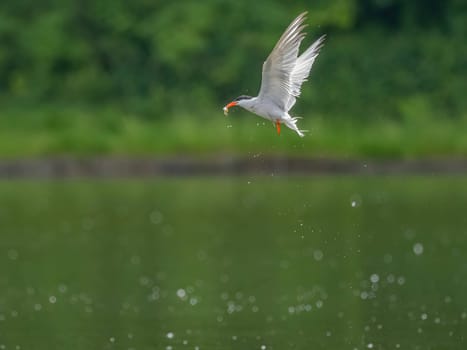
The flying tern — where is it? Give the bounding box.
[223,12,325,137]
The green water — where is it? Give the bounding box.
[1,177,466,349]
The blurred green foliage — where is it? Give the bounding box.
[0,0,466,156]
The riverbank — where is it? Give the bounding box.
[2,107,467,160]
[2,156,467,178]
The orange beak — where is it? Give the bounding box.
[223,101,238,116]
[226,101,238,109]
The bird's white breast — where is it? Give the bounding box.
[253,99,285,122]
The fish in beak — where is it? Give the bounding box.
[223,101,238,116]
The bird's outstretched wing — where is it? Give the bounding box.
[258,12,307,110]
[257,12,325,112]
[285,34,326,111]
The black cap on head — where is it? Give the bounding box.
[234,95,252,102]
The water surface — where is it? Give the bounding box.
[1,177,466,349]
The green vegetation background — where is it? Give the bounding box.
[1,0,466,158]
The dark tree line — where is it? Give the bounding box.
[0,0,466,119]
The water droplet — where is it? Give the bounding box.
[404,229,416,240]
[58,284,68,293]
[139,276,151,286]
[8,249,18,260]
[261,345,266,350]
[49,296,57,304]
[370,274,379,283]
[109,337,115,343]
[413,243,424,255]
[313,250,323,261]
[367,343,374,349]
[176,289,186,299]
[150,210,163,224]
[166,332,174,339]
[350,195,362,208]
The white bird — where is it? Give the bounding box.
[223,12,325,137]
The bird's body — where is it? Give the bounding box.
[223,12,325,137]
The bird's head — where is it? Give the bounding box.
[223,95,253,115]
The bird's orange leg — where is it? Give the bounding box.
[276,121,281,135]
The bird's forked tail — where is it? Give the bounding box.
[284,115,307,137]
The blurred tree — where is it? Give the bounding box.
[0,0,465,120]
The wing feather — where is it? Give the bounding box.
[257,12,325,113]
[257,12,308,110]
[285,34,326,111]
